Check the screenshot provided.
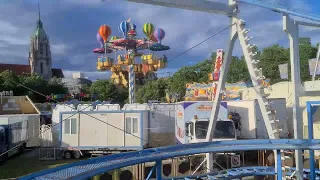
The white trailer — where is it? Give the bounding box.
[175,99,288,143]
[175,101,235,145]
[147,103,176,147]
[51,103,176,158]
[0,96,41,148]
[227,98,289,139]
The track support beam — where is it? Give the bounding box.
[283,14,303,179]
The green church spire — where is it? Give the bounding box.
[33,2,47,39]
[37,2,42,28]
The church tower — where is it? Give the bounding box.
[28,3,52,80]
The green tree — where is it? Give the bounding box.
[90,80,117,101]
[0,71,68,102]
[259,44,317,84]
[299,43,318,81]
[166,66,199,97]
[0,71,21,93]
[136,78,168,103]
[299,37,311,45]
[227,56,250,83]
[259,44,290,84]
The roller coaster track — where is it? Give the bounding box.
[172,166,320,180]
[236,0,320,23]
[19,139,320,180]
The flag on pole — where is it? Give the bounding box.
[278,63,288,80]
[308,58,320,76]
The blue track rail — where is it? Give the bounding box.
[19,139,320,180]
[236,0,320,22]
[171,166,320,180]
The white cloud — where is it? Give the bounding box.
[0,0,318,73]
[51,43,71,55]
[0,20,19,34]
[117,0,317,57]
[0,20,30,46]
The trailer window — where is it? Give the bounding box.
[65,119,70,134]
[195,121,235,139]
[71,118,77,134]
[125,117,139,134]
[64,118,77,134]
[125,117,131,134]
[132,118,138,134]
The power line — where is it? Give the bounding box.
[167,23,235,63]
[0,81,137,158]
[0,24,233,158]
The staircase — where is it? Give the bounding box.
[281,150,294,179]
[236,19,281,139]
[235,18,295,178]
[238,17,306,179]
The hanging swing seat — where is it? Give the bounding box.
[148,65,158,71]
[157,58,168,69]
[134,64,143,73]
[117,54,134,65]
[141,54,157,65]
[97,57,114,68]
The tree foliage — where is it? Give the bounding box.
[136,78,168,103]
[135,43,318,103]
[90,80,117,101]
[1,42,318,105]
[0,71,68,102]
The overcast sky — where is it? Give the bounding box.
[0,0,319,80]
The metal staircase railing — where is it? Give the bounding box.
[236,19,282,140]
[236,18,296,178]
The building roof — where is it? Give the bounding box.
[52,68,64,78]
[0,63,64,78]
[0,63,31,75]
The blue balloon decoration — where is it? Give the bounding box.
[119,21,130,39]
[130,23,136,30]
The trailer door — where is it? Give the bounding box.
[79,113,108,147]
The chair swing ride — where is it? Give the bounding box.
[94,19,170,87]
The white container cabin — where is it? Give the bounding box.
[0,96,41,147]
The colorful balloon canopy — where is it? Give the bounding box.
[110,36,119,41]
[154,28,165,44]
[149,34,157,42]
[119,21,130,38]
[143,23,155,38]
[99,25,112,43]
[130,23,136,30]
[96,33,104,47]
